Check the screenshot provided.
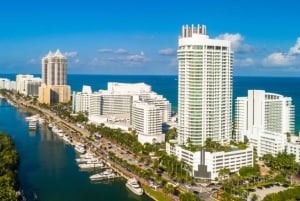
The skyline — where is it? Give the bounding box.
[1,0,300,76]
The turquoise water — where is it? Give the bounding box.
[0,99,152,201]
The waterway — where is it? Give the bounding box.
[0,99,152,201]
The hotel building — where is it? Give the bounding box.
[73,82,171,144]
[39,50,71,104]
[73,85,92,114]
[177,24,232,146]
[166,144,253,181]
[132,102,165,144]
[42,49,67,85]
[166,24,253,181]
[235,90,294,157]
[16,74,42,96]
[38,84,71,104]
[0,78,15,91]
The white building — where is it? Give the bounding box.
[235,90,294,157]
[166,144,253,181]
[16,74,33,93]
[177,24,233,146]
[25,78,42,96]
[285,136,300,163]
[132,102,165,144]
[74,82,171,124]
[42,49,67,85]
[73,85,92,114]
[15,75,42,96]
[0,78,14,90]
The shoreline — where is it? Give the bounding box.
[1,95,163,201]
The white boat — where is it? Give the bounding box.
[48,123,53,129]
[28,120,37,130]
[75,144,86,154]
[56,131,64,137]
[63,135,72,144]
[79,152,95,159]
[52,126,63,134]
[126,178,143,196]
[26,114,39,121]
[89,169,117,181]
[76,157,100,164]
[78,162,105,169]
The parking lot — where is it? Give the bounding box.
[247,185,288,201]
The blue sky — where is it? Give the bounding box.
[1,0,300,76]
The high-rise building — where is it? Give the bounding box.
[235,90,294,157]
[235,90,294,142]
[132,102,165,144]
[42,49,67,85]
[177,24,233,146]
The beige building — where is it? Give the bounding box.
[38,84,71,104]
[42,50,67,85]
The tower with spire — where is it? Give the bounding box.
[42,49,67,85]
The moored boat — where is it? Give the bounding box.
[89,169,118,181]
[126,178,143,196]
[78,162,105,169]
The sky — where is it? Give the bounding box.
[1,0,300,76]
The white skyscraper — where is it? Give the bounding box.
[178,24,233,146]
[236,90,294,141]
[42,49,67,85]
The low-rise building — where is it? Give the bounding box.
[38,84,71,104]
[166,143,253,181]
[286,136,300,163]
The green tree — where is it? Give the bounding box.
[179,192,202,201]
[0,132,20,201]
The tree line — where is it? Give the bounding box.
[0,132,20,201]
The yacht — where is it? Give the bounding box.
[63,135,72,144]
[78,162,105,169]
[25,114,39,122]
[76,157,100,164]
[79,152,95,159]
[89,169,117,181]
[126,178,143,196]
[74,143,86,154]
[28,120,37,130]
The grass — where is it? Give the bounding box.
[142,185,173,201]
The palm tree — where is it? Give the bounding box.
[251,193,259,201]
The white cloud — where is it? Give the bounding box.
[216,33,253,53]
[27,58,37,64]
[64,51,78,58]
[115,48,129,54]
[92,51,149,66]
[158,48,176,56]
[263,37,300,67]
[289,37,300,55]
[74,59,80,64]
[262,52,295,66]
[98,48,113,53]
[234,58,255,67]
